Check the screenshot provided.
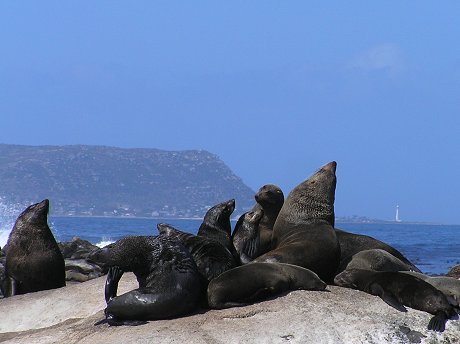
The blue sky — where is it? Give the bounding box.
[1,2,460,223]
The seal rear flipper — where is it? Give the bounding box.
[242,236,260,260]
[427,311,447,332]
[369,283,407,312]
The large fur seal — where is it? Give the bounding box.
[343,249,419,273]
[157,223,238,282]
[232,209,264,263]
[89,235,204,325]
[207,262,327,309]
[197,199,237,259]
[254,161,341,283]
[2,199,65,297]
[334,269,457,332]
[335,228,421,273]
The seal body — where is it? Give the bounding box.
[335,229,420,273]
[344,249,418,273]
[334,269,457,332]
[252,184,284,256]
[207,262,326,309]
[197,199,237,259]
[232,209,264,264]
[2,200,65,296]
[157,223,238,282]
[255,162,340,283]
[90,235,204,324]
[401,271,460,307]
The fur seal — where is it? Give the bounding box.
[90,235,204,325]
[207,262,327,309]
[400,271,460,308]
[232,209,264,264]
[197,199,237,259]
[254,161,341,283]
[232,184,284,262]
[335,228,421,273]
[334,269,457,332]
[344,249,418,273]
[2,199,65,297]
[157,223,238,282]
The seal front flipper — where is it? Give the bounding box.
[369,283,407,312]
[428,311,448,332]
[105,266,124,303]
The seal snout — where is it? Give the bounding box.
[322,161,337,174]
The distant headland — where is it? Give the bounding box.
[0,144,255,218]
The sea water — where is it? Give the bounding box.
[1,210,459,275]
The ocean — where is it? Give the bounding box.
[1,213,459,276]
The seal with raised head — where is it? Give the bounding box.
[344,249,418,273]
[157,223,238,282]
[232,209,264,264]
[2,199,65,297]
[89,235,204,325]
[334,269,457,332]
[254,161,341,283]
[197,199,237,259]
[335,228,420,274]
[207,262,327,309]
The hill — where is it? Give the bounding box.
[0,144,255,218]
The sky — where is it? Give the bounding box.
[1,2,460,224]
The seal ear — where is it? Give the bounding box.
[369,283,407,312]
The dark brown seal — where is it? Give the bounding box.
[207,262,327,309]
[232,209,264,264]
[2,199,65,297]
[90,235,204,325]
[254,161,341,283]
[334,269,457,332]
[157,223,238,282]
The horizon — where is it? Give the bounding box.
[1,2,460,224]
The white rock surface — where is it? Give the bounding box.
[0,273,459,344]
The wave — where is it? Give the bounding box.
[95,238,115,248]
[0,197,27,248]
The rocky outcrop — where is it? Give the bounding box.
[0,273,459,344]
[447,264,460,279]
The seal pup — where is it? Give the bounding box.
[2,199,65,297]
[90,235,203,325]
[254,161,341,283]
[334,269,457,332]
[197,199,237,259]
[157,223,238,282]
[344,249,419,273]
[335,228,421,274]
[232,209,264,264]
[207,262,327,309]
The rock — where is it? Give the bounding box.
[447,264,460,279]
[0,274,459,344]
[58,238,108,283]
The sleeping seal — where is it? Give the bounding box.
[334,269,457,332]
[207,262,327,309]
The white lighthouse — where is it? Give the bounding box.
[395,205,402,223]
